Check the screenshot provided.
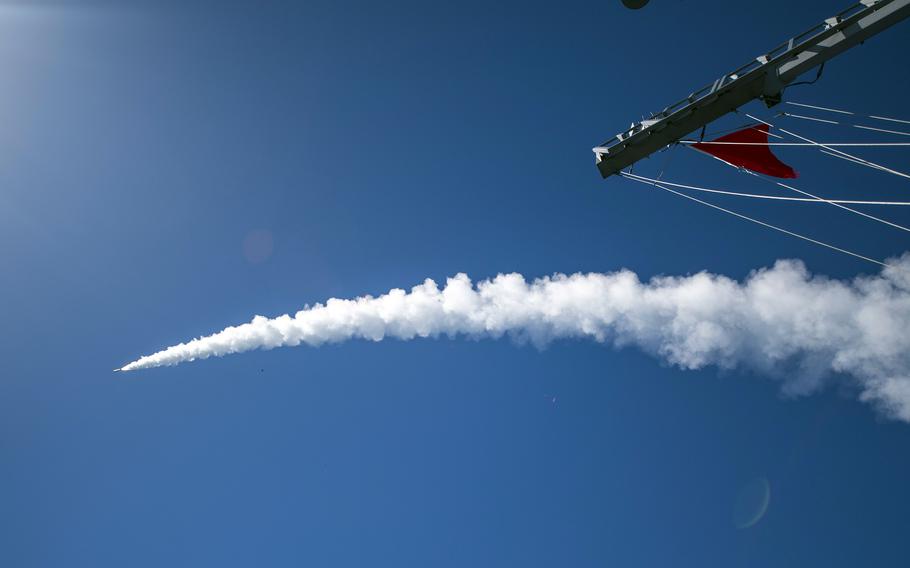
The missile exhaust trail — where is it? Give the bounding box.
[117,256,910,421]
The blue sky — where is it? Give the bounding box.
[3,1,910,566]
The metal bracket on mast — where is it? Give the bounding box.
[594,0,910,178]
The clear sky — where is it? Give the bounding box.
[3,1,910,566]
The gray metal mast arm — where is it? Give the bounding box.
[595,0,910,178]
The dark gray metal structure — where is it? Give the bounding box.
[595,0,910,178]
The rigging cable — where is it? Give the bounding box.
[618,172,889,268]
[740,169,910,233]
[782,62,825,90]
[619,172,910,206]
[679,140,910,147]
[701,123,785,139]
[681,125,910,232]
[685,141,910,233]
[744,113,910,181]
[780,112,910,137]
[785,101,910,125]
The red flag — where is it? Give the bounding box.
[692,124,797,179]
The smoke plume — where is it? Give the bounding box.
[120,256,910,421]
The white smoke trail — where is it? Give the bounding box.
[120,255,910,421]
